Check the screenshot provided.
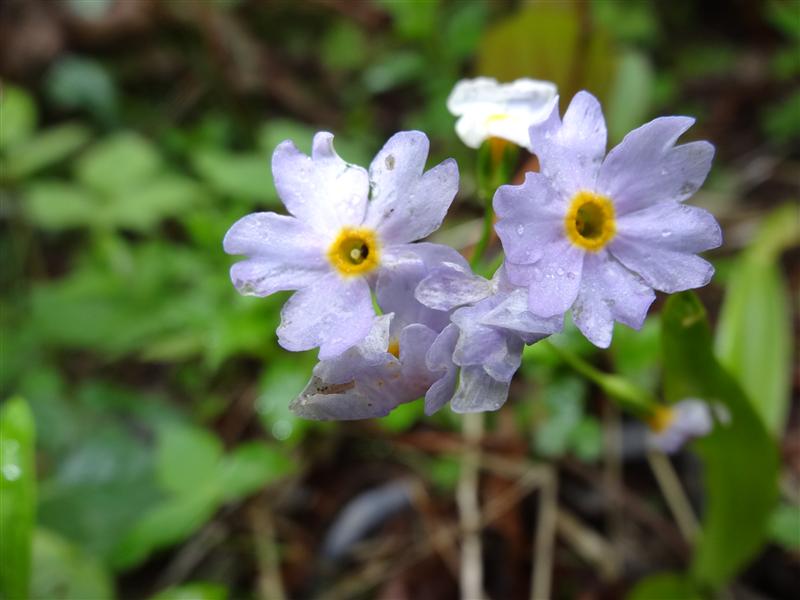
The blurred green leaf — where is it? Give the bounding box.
[379,400,425,433]
[0,85,37,151]
[4,123,91,180]
[108,174,205,231]
[534,375,588,458]
[322,21,369,71]
[768,503,800,550]
[762,90,800,144]
[715,204,797,434]
[157,424,222,496]
[591,0,659,46]
[30,529,114,600]
[76,132,162,194]
[363,51,427,94]
[0,397,36,600]
[607,50,654,144]
[661,292,778,589]
[257,362,315,445]
[379,0,439,40]
[569,417,602,462]
[151,582,228,600]
[442,1,489,61]
[610,317,661,393]
[191,149,277,204]
[217,442,295,502]
[24,180,98,230]
[627,572,701,600]
[478,2,616,104]
[46,56,117,122]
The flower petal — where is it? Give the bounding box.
[450,366,511,413]
[277,272,373,359]
[364,131,459,244]
[494,172,565,265]
[314,314,395,384]
[610,202,721,293]
[223,212,328,296]
[528,91,607,197]
[480,288,564,341]
[424,324,459,415]
[505,238,585,318]
[272,132,368,233]
[415,262,493,311]
[571,252,656,348]
[289,373,405,420]
[597,116,714,214]
[398,324,439,388]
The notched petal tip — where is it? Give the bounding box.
[311,131,337,159]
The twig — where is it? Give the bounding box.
[531,466,557,600]
[248,502,287,600]
[457,412,486,600]
[556,508,618,581]
[646,450,700,543]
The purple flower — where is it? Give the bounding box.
[494,91,722,348]
[224,131,458,359]
[290,243,469,419]
[647,398,715,454]
[417,265,562,412]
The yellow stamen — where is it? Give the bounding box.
[647,405,675,433]
[564,190,616,252]
[387,338,400,358]
[327,227,380,277]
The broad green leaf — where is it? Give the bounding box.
[662,292,778,588]
[768,503,800,550]
[379,0,439,40]
[4,123,91,180]
[191,149,276,204]
[363,51,427,94]
[107,174,204,231]
[111,491,217,570]
[76,132,162,193]
[0,85,37,150]
[715,204,797,434]
[607,50,654,144]
[257,361,316,445]
[0,397,36,600]
[151,582,228,600]
[24,180,98,230]
[478,2,616,104]
[610,317,661,393]
[157,424,223,496]
[379,400,425,433]
[627,572,701,600]
[321,21,369,71]
[45,56,117,122]
[534,375,588,458]
[30,529,114,600]
[217,442,295,502]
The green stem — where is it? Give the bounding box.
[470,190,494,270]
[543,340,658,417]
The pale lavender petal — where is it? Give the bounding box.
[571,252,655,348]
[494,172,565,265]
[450,366,511,413]
[649,399,713,454]
[597,116,714,214]
[314,314,395,384]
[223,212,327,296]
[505,239,585,318]
[272,132,368,233]
[415,263,492,311]
[377,243,467,331]
[609,202,721,294]
[424,324,459,415]
[364,131,459,244]
[277,272,373,359]
[289,373,405,420]
[398,324,439,388]
[481,288,564,341]
[528,91,607,198]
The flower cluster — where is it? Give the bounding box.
[224,87,722,433]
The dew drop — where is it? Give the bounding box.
[661,229,672,238]
[272,420,293,441]
[516,224,525,236]
[556,267,565,276]
[2,464,21,481]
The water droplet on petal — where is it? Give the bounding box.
[556,267,565,276]
[516,224,525,236]
[661,229,672,238]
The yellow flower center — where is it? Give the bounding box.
[647,405,675,433]
[387,338,400,358]
[327,227,380,277]
[564,191,616,252]
[485,113,510,124]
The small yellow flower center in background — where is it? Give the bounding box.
[647,405,675,433]
[485,113,510,124]
[327,227,380,277]
[564,191,616,252]
[387,338,400,358]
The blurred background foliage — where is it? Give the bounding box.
[0,0,798,599]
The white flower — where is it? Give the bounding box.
[647,398,715,454]
[446,77,558,150]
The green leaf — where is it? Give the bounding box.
[191,149,277,204]
[627,572,702,600]
[610,317,661,393]
[534,375,588,458]
[107,174,204,231]
[217,442,295,502]
[151,582,228,600]
[0,85,37,151]
[607,50,654,144]
[30,529,114,600]
[379,400,425,433]
[715,204,797,434]
[157,425,222,496]
[4,123,91,180]
[112,492,217,570]
[256,359,315,445]
[0,397,36,600]
[768,503,800,550]
[379,0,439,40]
[661,292,779,589]
[45,56,117,122]
[24,180,99,230]
[76,132,162,194]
